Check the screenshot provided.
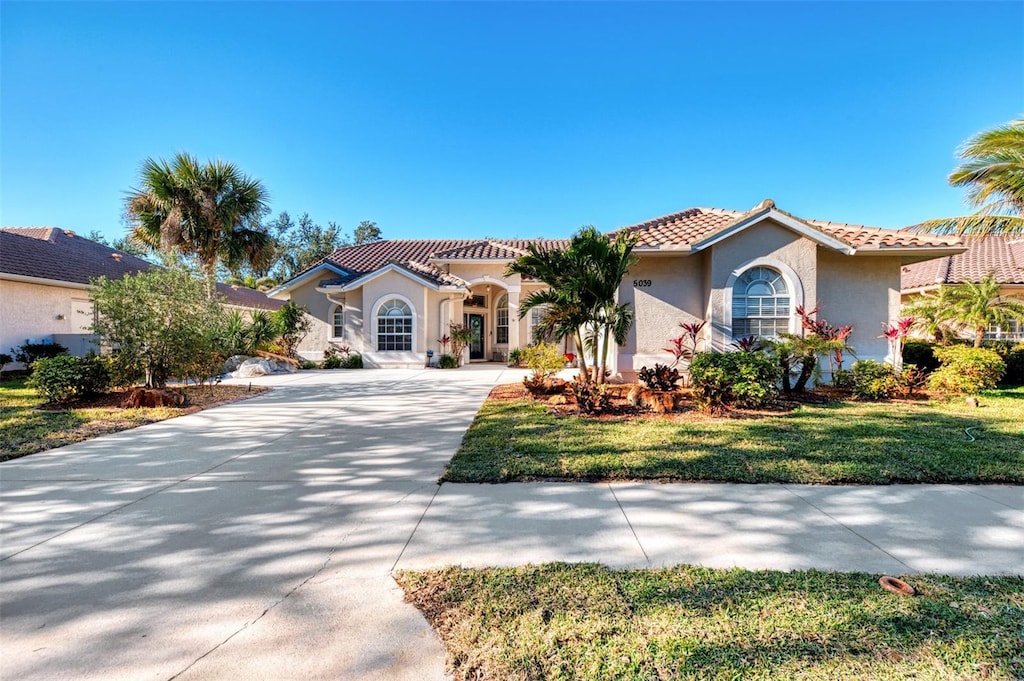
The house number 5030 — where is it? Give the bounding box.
[633,279,653,288]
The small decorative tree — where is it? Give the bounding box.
[882,317,915,371]
[448,323,473,365]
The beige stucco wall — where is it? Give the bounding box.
[818,251,901,363]
[0,280,97,365]
[618,255,705,375]
[288,277,336,360]
[708,219,818,350]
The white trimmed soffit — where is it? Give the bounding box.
[267,262,350,298]
[853,246,967,265]
[0,273,92,290]
[721,257,806,341]
[692,208,856,255]
[316,262,467,294]
[632,245,694,256]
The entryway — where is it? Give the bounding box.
[465,313,484,360]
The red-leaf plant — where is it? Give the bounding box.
[882,317,914,371]
[795,305,855,373]
[664,320,707,367]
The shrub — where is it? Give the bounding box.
[0,352,12,379]
[11,341,68,370]
[569,375,610,415]
[322,351,345,370]
[520,343,565,378]
[341,353,363,369]
[507,348,524,367]
[272,301,312,358]
[901,364,928,397]
[929,346,1005,394]
[850,360,901,400]
[689,351,780,413]
[831,368,854,389]
[637,364,680,391]
[438,353,460,369]
[902,341,939,373]
[323,345,363,369]
[984,341,1024,386]
[299,360,318,370]
[28,353,110,403]
[449,323,473,364]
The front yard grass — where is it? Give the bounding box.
[398,564,1024,681]
[0,378,264,461]
[443,387,1024,484]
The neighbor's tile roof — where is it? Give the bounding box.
[432,239,569,260]
[1,227,152,284]
[0,227,283,309]
[901,236,1024,289]
[620,206,963,250]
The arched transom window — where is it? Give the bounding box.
[377,299,412,351]
[495,294,509,344]
[731,266,790,339]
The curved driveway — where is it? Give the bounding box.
[2,367,1022,680]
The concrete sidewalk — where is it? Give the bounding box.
[2,366,1022,681]
[397,482,1024,576]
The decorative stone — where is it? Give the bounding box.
[236,358,272,377]
[122,388,187,409]
[221,355,252,374]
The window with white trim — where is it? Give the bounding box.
[731,266,790,339]
[528,305,554,343]
[330,304,344,339]
[495,294,509,344]
[984,320,1023,341]
[377,299,412,351]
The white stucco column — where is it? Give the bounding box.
[507,286,521,349]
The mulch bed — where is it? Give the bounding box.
[37,384,267,412]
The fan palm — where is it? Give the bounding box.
[126,153,275,297]
[916,119,1024,236]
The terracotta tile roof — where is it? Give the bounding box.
[901,236,1024,289]
[432,239,569,260]
[619,205,963,251]
[0,227,283,309]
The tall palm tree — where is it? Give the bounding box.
[125,153,275,297]
[916,119,1024,236]
[902,285,962,344]
[946,274,1024,347]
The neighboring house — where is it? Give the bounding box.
[270,199,964,377]
[901,236,1024,341]
[0,227,283,367]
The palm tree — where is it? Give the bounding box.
[902,285,962,344]
[507,226,639,384]
[916,119,1024,236]
[125,153,275,297]
[946,274,1024,347]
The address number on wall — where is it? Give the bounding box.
[633,279,653,288]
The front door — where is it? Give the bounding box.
[465,313,485,360]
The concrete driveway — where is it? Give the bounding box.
[3,367,1022,680]
[1,367,514,681]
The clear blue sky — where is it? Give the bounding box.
[2,1,1022,242]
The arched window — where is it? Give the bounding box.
[495,294,509,344]
[731,266,790,339]
[376,298,412,351]
[330,304,344,339]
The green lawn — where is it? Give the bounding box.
[443,388,1024,484]
[0,378,256,461]
[398,564,1024,681]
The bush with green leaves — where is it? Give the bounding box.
[220,310,278,357]
[984,341,1024,386]
[689,351,780,413]
[520,343,565,378]
[272,301,312,358]
[637,364,681,391]
[438,353,460,369]
[91,268,228,388]
[28,353,111,403]
[902,341,939,373]
[11,341,69,371]
[507,348,524,367]
[850,360,901,400]
[322,345,363,369]
[929,346,1005,395]
[830,367,854,389]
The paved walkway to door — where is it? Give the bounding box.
[2,367,1021,681]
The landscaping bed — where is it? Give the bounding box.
[398,563,1024,681]
[0,379,267,461]
[442,384,1023,484]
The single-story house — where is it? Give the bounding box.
[0,227,283,367]
[901,236,1024,341]
[269,199,964,378]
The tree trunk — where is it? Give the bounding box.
[597,324,611,385]
[574,330,590,384]
[780,356,792,393]
[794,355,816,393]
[974,326,984,348]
